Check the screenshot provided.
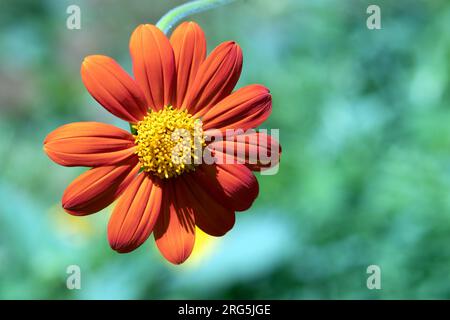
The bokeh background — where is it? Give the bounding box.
[1,0,450,299]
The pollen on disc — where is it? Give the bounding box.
[133,106,205,179]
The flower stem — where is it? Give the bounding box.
[156,0,237,34]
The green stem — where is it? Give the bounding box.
[156,0,237,34]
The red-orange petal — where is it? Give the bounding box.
[193,164,259,212]
[179,174,235,236]
[182,41,242,115]
[81,55,148,123]
[154,180,196,264]
[170,21,206,108]
[108,173,163,253]
[44,122,136,167]
[62,158,140,216]
[206,132,282,171]
[130,24,176,111]
[201,85,272,132]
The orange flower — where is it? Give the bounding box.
[44,22,281,264]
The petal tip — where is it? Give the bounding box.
[61,201,81,216]
[163,251,192,265]
[109,241,136,254]
[81,55,99,67]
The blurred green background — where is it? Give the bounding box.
[1,0,450,299]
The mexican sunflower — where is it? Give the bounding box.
[43,22,281,264]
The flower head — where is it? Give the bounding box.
[44,22,281,264]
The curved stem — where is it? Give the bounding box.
[156,0,237,34]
